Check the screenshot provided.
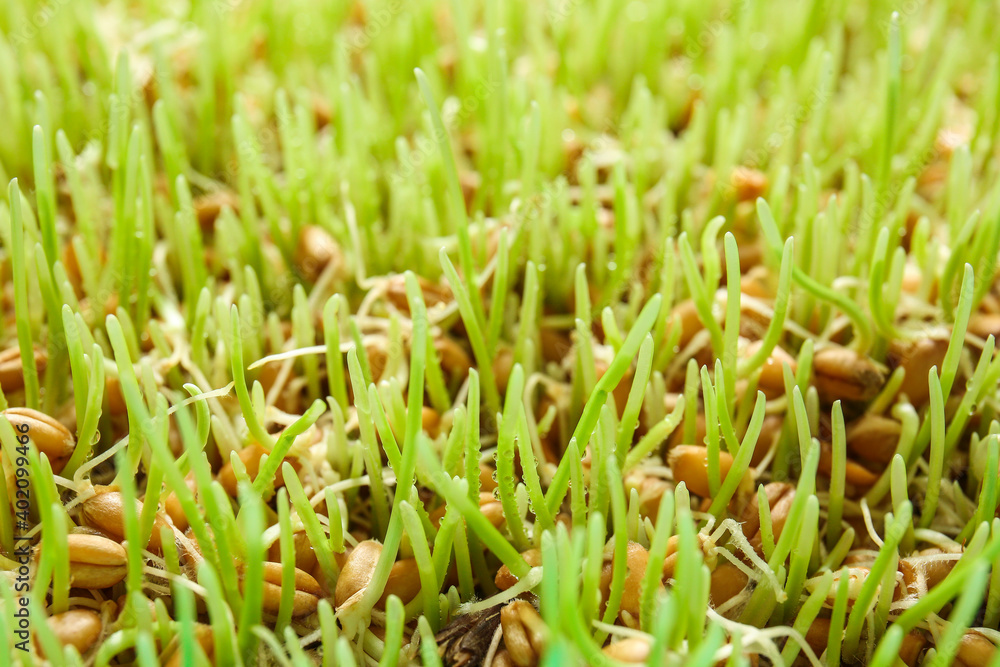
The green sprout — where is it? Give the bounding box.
[2,1,1000,665]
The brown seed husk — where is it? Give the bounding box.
[104,375,129,416]
[500,601,546,667]
[267,529,318,573]
[668,444,751,501]
[161,624,215,667]
[379,558,421,608]
[598,541,651,623]
[295,224,344,282]
[818,441,881,489]
[804,617,830,655]
[667,299,703,350]
[968,313,1000,340]
[492,649,516,667]
[753,343,796,398]
[79,487,168,551]
[193,190,239,229]
[2,407,76,462]
[385,274,451,313]
[662,533,716,580]
[740,482,795,549]
[730,166,768,202]
[255,561,322,617]
[334,540,382,609]
[813,346,885,402]
[955,631,998,667]
[624,470,670,524]
[898,550,958,598]
[435,336,473,379]
[0,345,47,392]
[66,533,128,566]
[46,609,103,654]
[495,549,542,591]
[846,414,902,465]
[750,414,783,466]
[710,562,749,608]
[66,533,128,589]
[601,637,652,663]
[888,336,948,407]
[493,345,515,394]
[900,631,928,667]
[163,474,198,532]
[218,443,294,497]
[68,562,129,589]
